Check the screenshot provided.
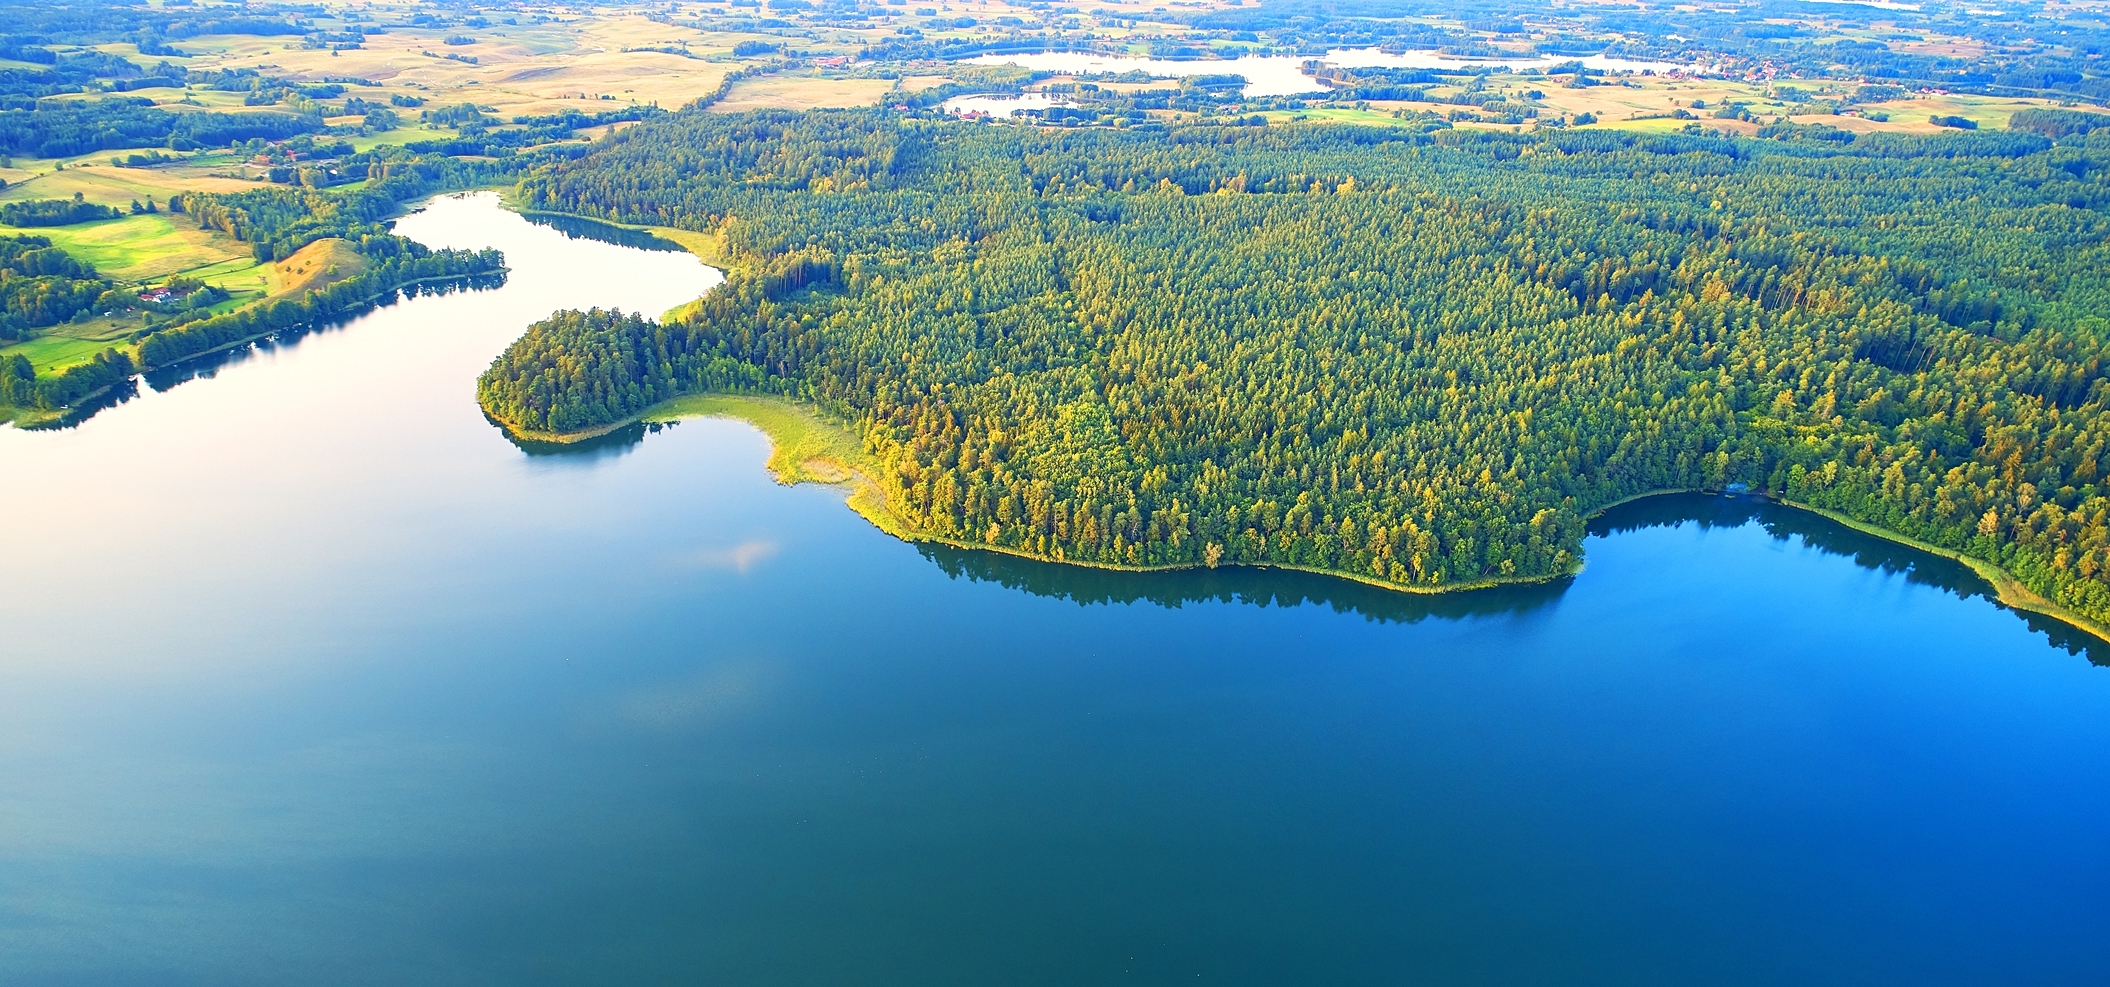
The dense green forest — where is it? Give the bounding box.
[484,108,2110,622]
[0,95,324,158]
[0,197,121,228]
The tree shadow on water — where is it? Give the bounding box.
[1595,492,2110,666]
[140,276,507,400]
[490,416,667,465]
[916,542,1572,626]
[17,276,514,432]
[18,376,143,430]
[520,212,688,253]
[917,492,2110,662]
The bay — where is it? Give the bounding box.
[2,192,2106,986]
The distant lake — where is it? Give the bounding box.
[2,193,2106,986]
[943,92,1075,117]
[966,47,1703,98]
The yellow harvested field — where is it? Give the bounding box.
[1536,82,1709,124]
[494,51,732,108]
[174,14,761,120]
[710,76,899,113]
[269,239,367,297]
[1506,73,2076,137]
[1,164,258,212]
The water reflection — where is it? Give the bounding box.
[22,274,511,433]
[18,375,142,430]
[1594,493,1995,602]
[492,415,666,463]
[147,278,509,397]
[1597,492,2110,665]
[923,490,2108,663]
[918,541,1570,624]
[519,211,687,252]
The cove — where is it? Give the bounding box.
[2,193,2107,986]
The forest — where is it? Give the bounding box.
[0,197,121,228]
[0,95,323,158]
[0,231,114,339]
[484,108,2110,623]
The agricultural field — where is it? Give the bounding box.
[709,74,903,113]
[267,238,366,297]
[4,320,138,376]
[0,208,252,281]
[87,10,815,124]
[4,0,2106,393]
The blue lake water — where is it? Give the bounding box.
[3,193,2107,986]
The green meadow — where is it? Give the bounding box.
[0,212,258,284]
[5,330,125,375]
[642,393,872,487]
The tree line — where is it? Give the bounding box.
[137,243,504,369]
[0,95,321,157]
[3,146,511,417]
[0,230,113,340]
[483,108,2110,622]
[0,196,120,227]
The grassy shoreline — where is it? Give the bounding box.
[496,393,2110,643]
[498,392,1579,596]
[505,201,737,271]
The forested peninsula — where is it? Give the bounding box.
[471,110,2108,627]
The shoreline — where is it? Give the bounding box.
[142,270,499,367]
[494,393,1580,597]
[8,270,502,431]
[487,414,641,445]
[499,392,2110,645]
[1776,499,2110,644]
[505,203,737,271]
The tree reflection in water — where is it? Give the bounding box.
[917,540,1569,625]
[922,490,2110,664]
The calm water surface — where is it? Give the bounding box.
[3,193,2107,986]
[966,48,1699,97]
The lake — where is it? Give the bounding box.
[943,92,1075,118]
[966,47,1703,98]
[2,193,2106,986]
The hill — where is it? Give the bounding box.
[268,237,366,297]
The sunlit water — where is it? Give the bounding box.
[967,47,1702,98]
[2,193,2106,986]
